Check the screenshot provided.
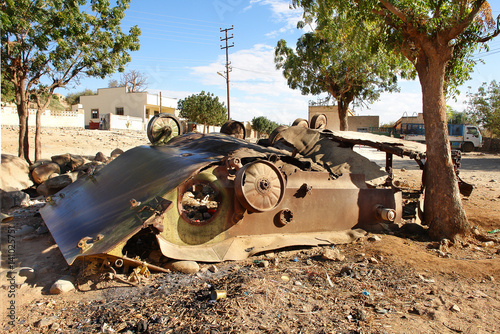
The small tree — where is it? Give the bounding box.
[252,116,279,136]
[178,91,227,133]
[65,89,95,106]
[466,80,500,138]
[119,70,149,92]
[275,29,401,130]
[1,0,141,163]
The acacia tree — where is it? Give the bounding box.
[1,0,141,163]
[178,91,227,133]
[294,0,499,240]
[466,80,500,138]
[275,29,401,130]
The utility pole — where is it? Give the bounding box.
[220,26,234,120]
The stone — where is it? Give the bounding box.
[450,304,461,313]
[49,275,75,294]
[258,260,270,268]
[110,148,124,158]
[1,189,30,210]
[167,261,200,274]
[34,316,58,328]
[36,225,49,235]
[322,248,345,261]
[367,235,382,242]
[51,153,71,166]
[32,162,60,184]
[369,257,379,264]
[0,154,33,191]
[94,152,108,162]
[15,225,35,236]
[68,155,86,171]
[208,264,218,273]
[37,174,73,196]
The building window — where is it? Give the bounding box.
[91,109,99,119]
[116,107,124,115]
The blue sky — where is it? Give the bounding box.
[66,0,500,125]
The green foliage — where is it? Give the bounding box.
[1,72,15,103]
[251,116,280,135]
[275,19,402,129]
[65,89,95,106]
[292,0,499,98]
[466,80,500,137]
[446,106,470,124]
[178,91,227,128]
[1,0,141,102]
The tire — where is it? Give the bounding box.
[461,142,474,153]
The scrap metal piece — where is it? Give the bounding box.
[41,132,405,265]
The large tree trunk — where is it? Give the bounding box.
[416,53,470,240]
[15,78,31,164]
[338,99,348,131]
[35,108,43,161]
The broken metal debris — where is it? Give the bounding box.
[39,115,466,272]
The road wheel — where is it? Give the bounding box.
[461,142,474,153]
[147,113,183,145]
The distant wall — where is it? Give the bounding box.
[347,116,379,132]
[481,138,500,153]
[1,105,84,128]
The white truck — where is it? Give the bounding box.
[400,123,482,152]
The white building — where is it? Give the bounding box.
[79,87,178,130]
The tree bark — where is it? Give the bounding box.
[338,99,349,131]
[15,78,31,164]
[35,107,43,161]
[416,52,470,240]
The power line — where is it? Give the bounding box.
[125,15,219,29]
[122,18,220,34]
[128,10,221,26]
[122,25,217,38]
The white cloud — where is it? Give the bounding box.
[248,0,306,36]
[189,43,313,123]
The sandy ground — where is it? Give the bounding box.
[1,126,500,333]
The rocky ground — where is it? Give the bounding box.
[1,126,500,334]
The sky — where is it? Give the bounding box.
[65,0,500,125]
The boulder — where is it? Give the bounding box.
[51,153,71,166]
[166,260,200,274]
[94,152,108,163]
[68,155,85,171]
[1,189,30,209]
[0,154,33,191]
[36,174,74,197]
[110,148,124,158]
[49,275,75,294]
[32,162,60,184]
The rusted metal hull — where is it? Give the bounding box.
[40,133,403,265]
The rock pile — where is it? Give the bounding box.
[0,149,124,209]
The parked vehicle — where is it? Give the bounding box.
[400,123,482,152]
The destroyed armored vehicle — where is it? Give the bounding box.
[41,114,446,270]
